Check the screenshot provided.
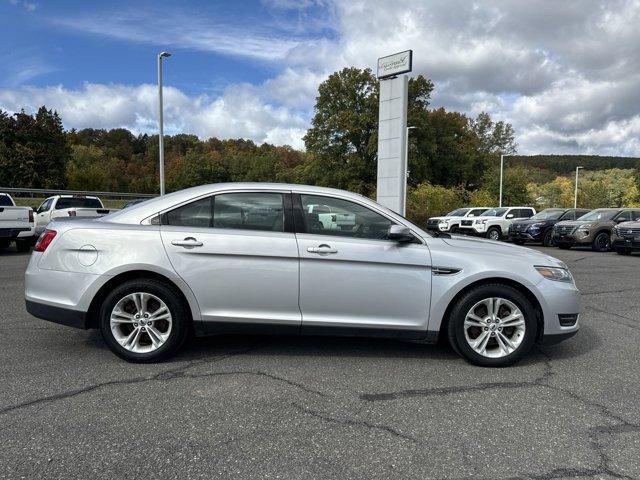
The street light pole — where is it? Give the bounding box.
[574,166,584,208]
[157,51,172,196]
[403,126,417,216]
[499,154,504,207]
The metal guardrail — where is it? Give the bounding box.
[0,187,156,199]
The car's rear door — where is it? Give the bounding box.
[160,190,301,328]
[293,193,432,333]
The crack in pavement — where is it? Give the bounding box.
[0,343,273,417]
[291,403,419,444]
[581,287,639,296]
[583,304,638,330]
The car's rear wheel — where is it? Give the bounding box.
[486,227,501,241]
[542,230,554,247]
[447,284,537,367]
[592,232,611,252]
[100,279,190,362]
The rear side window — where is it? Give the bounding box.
[165,197,213,228]
[560,211,575,221]
[0,195,13,207]
[55,197,103,209]
[468,209,487,217]
[633,210,640,221]
[213,193,284,231]
[520,209,534,218]
[163,193,284,232]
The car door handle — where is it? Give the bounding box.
[307,244,338,254]
[171,237,203,248]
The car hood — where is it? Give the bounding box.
[617,221,640,228]
[441,234,564,266]
[555,220,607,228]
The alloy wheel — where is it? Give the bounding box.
[463,297,526,358]
[110,292,173,353]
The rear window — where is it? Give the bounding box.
[0,195,13,207]
[55,197,103,209]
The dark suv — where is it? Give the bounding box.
[552,208,640,251]
[509,208,590,246]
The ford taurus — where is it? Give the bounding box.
[25,183,580,367]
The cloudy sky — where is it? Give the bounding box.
[1,0,639,155]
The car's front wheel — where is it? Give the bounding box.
[486,227,501,241]
[447,284,538,367]
[592,231,611,252]
[542,230,554,247]
[100,279,190,362]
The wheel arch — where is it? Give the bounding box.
[86,270,198,329]
[438,277,544,343]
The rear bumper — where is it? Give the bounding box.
[26,300,89,329]
[0,227,35,239]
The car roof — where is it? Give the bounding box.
[101,183,390,225]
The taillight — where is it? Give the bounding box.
[34,229,57,252]
[28,210,34,223]
[68,210,77,217]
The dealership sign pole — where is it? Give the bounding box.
[157,51,172,196]
[376,50,412,215]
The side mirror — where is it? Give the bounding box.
[506,214,514,219]
[388,225,414,243]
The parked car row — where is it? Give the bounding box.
[0,193,115,251]
[428,206,640,255]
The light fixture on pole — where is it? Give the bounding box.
[499,154,505,207]
[574,166,584,208]
[157,51,172,196]
[403,126,417,216]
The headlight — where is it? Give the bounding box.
[475,219,486,224]
[530,222,545,229]
[613,226,620,236]
[535,266,574,283]
[577,223,593,231]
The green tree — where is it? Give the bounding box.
[481,165,532,206]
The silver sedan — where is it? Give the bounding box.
[25,183,580,367]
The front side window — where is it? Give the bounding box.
[300,195,394,240]
[165,197,213,228]
[633,210,640,221]
[38,198,53,213]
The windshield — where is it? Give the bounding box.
[577,209,617,221]
[56,197,103,209]
[447,208,469,217]
[531,209,564,220]
[0,195,13,207]
[483,208,508,217]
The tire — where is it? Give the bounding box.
[450,225,459,234]
[542,230,554,247]
[557,244,571,250]
[447,284,538,367]
[15,240,31,253]
[486,227,501,241]
[0,240,9,250]
[100,279,191,362]
[592,231,611,252]
[616,248,632,256]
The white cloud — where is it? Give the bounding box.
[0,82,308,149]
[5,0,640,155]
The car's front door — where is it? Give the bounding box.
[35,198,53,234]
[294,193,432,333]
[160,191,301,328]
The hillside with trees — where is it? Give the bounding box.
[1,68,639,223]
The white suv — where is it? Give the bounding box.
[426,207,492,233]
[459,207,536,240]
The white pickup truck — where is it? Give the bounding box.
[458,206,536,241]
[0,193,35,252]
[34,195,115,235]
[426,207,492,233]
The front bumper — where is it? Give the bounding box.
[612,236,640,251]
[552,229,594,246]
[509,229,543,242]
[535,278,581,338]
[26,300,89,329]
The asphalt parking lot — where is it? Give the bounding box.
[1,246,639,480]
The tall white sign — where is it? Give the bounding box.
[376,75,408,215]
